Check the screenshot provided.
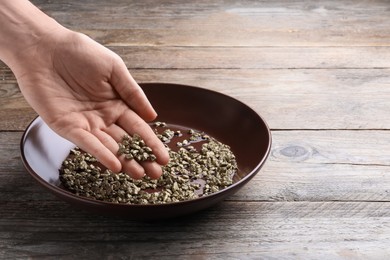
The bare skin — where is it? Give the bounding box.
[0,0,169,179]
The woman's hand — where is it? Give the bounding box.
[11,28,169,179]
[0,1,169,179]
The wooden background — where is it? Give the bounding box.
[1,0,390,258]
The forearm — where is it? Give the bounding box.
[0,0,63,71]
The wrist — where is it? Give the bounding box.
[0,0,65,71]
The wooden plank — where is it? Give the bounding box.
[231,130,390,202]
[1,68,390,131]
[0,132,45,202]
[271,130,390,166]
[131,68,390,130]
[110,46,390,69]
[3,130,390,203]
[3,46,390,70]
[2,131,390,258]
[30,0,390,47]
[1,200,390,258]
[235,160,390,202]
[0,83,37,131]
[3,134,390,257]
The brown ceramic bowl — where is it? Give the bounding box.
[20,83,271,219]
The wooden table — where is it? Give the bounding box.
[1,0,390,258]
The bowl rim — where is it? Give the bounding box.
[20,82,272,208]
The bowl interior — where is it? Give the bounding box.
[21,83,271,218]
[142,83,271,179]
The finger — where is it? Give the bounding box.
[74,127,145,179]
[102,124,147,179]
[119,155,146,180]
[117,109,170,166]
[140,161,163,180]
[67,128,122,173]
[110,57,157,121]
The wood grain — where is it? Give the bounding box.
[1,200,390,259]
[2,130,390,258]
[31,0,390,47]
[0,83,37,130]
[2,69,390,131]
[233,130,390,202]
[2,0,390,258]
[3,129,390,203]
[109,46,390,69]
[3,46,390,71]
